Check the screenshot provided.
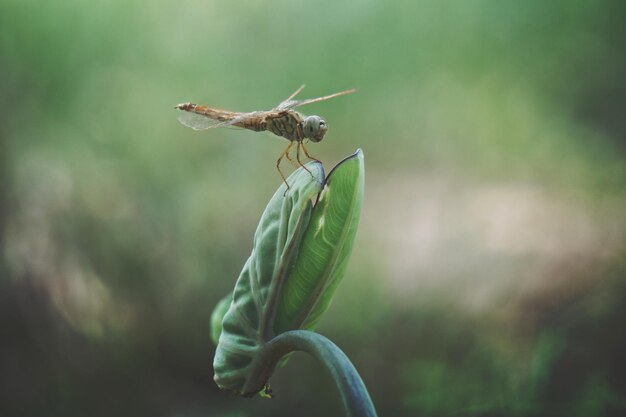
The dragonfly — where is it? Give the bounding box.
[175,85,356,189]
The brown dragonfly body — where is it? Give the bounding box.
[175,85,356,189]
[175,103,305,140]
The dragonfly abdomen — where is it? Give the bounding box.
[175,103,236,122]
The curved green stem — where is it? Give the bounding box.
[242,330,378,417]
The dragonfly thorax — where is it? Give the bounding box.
[302,115,327,142]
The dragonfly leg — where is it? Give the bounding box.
[301,141,321,164]
[296,141,314,177]
[284,145,299,169]
[277,141,295,192]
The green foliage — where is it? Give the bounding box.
[275,150,365,333]
[210,294,232,346]
[213,163,324,393]
[212,152,364,395]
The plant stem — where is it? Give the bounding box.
[242,330,378,417]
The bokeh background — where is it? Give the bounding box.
[1,0,625,416]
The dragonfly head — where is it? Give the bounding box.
[302,115,328,142]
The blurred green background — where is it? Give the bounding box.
[1,0,625,416]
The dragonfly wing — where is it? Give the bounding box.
[281,88,357,110]
[275,85,306,110]
[177,112,227,130]
[177,111,263,131]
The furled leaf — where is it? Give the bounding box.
[212,150,365,396]
[274,149,365,333]
[213,162,324,393]
[210,294,232,346]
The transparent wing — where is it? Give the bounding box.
[275,84,306,110]
[177,111,261,131]
[277,88,357,111]
[177,112,228,131]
